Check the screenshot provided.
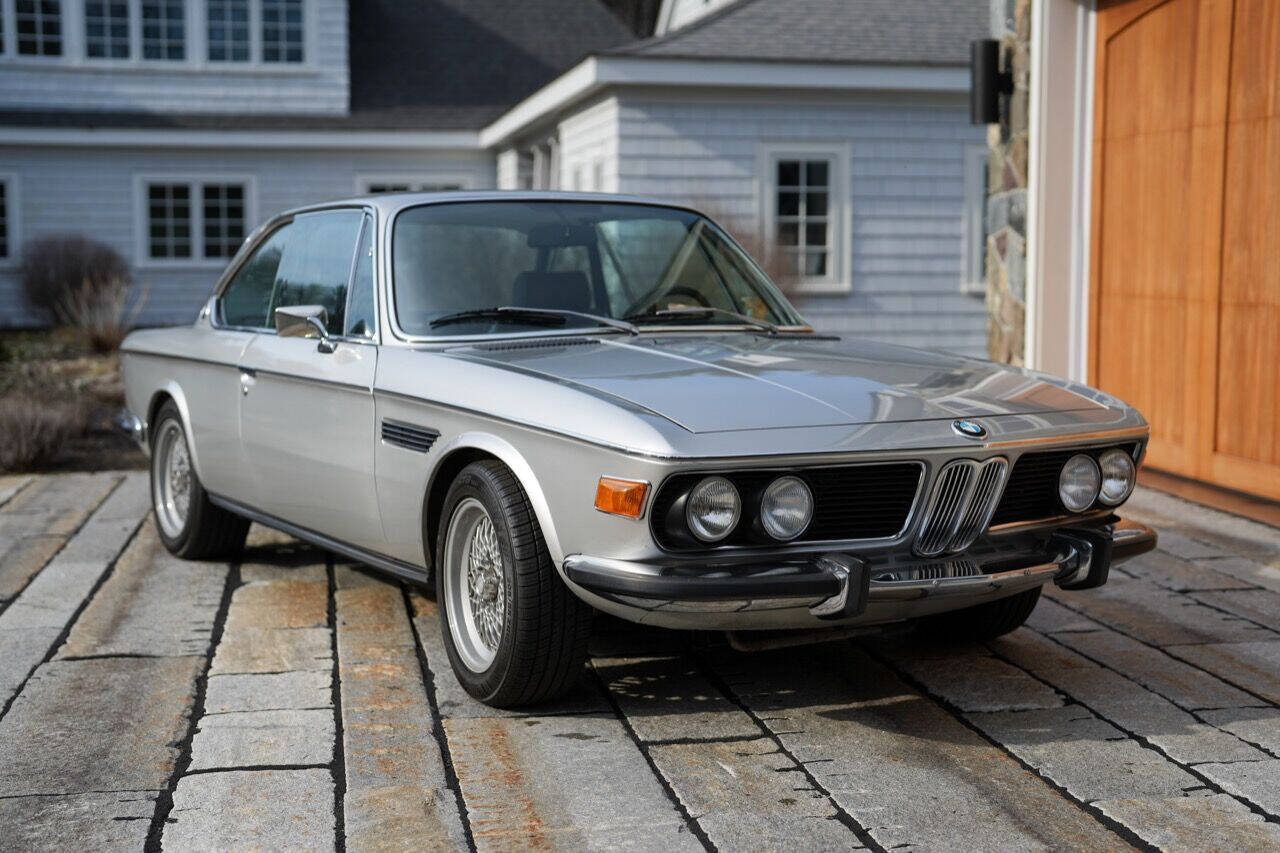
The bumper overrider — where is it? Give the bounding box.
[563,518,1155,630]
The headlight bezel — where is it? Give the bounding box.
[1058,453,1102,513]
[684,475,742,543]
[1097,448,1137,506]
[759,475,814,541]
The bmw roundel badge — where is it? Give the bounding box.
[952,419,987,439]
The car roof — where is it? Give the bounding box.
[278,190,703,220]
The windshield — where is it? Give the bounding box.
[391,201,805,336]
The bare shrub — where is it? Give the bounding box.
[19,235,131,325]
[0,394,86,472]
[59,277,147,354]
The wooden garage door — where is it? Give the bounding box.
[1091,0,1280,501]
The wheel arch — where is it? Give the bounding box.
[421,432,565,572]
[146,382,205,481]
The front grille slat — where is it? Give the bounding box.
[914,457,1010,557]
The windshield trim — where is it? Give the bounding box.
[383,198,808,343]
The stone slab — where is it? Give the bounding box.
[0,656,202,795]
[335,568,467,852]
[1121,549,1257,593]
[445,714,699,852]
[189,708,335,770]
[993,631,1265,764]
[714,645,1130,851]
[1164,642,1280,706]
[971,705,1202,802]
[162,768,335,852]
[223,574,329,632]
[204,670,333,714]
[1045,578,1275,647]
[0,474,32,506]
[0,534,63,602]
[649,737,860,851]
[1189,557,1280,597]
[0,472,119,537]
[881,648,1064,712]
[209,626,333,675]
[1026,596,1106,634]
[1053,628,1262,710]
[1155,530,1233,561]
[0,790,158,852]
[1197,759,1280,816]
[1199,707,1280,756]
[1192,589,1280,633]
[1096,793,1280,852]
[58,523,228,658]
[594,654,762,742]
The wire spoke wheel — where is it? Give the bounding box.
[443,497,507,673]
[153,420,192,539]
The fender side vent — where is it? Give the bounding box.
[381,419,439,453]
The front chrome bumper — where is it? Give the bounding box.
[113,409,148,451]
[563,519,1156,630]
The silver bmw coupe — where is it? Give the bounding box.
[121,192,1155,706]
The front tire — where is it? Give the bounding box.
[150,401,248,559]
[920,586,1041,640]
[436,460,592,707]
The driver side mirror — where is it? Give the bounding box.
[275,305,336,353]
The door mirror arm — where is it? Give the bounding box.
[275,305,336,354]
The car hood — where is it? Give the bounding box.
[446,334,1113,434]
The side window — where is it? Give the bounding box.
[268,210,364,335]
[344,216,376,338]
[219,222,292,329]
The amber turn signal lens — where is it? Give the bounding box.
[594,477,648,519]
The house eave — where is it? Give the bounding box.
[480,54,970,149]
[0,127,483,149]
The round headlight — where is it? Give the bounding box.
[1098,448,1136,506]
[685,476,741,542]
[760,476,814,541]
[1058,454,1101,513]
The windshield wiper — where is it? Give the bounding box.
[430,306,637,335]
[623,306,781,335]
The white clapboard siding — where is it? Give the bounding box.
[0,146,495,326]
[0,0,348,115]
[609,92,988,355]
[558,97,621,192]
[658,0,737,34]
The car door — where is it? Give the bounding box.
[238,209,384,550]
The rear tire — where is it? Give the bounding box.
[150,400,249,559]
[920,586,1041,640]
[436,459,592,707]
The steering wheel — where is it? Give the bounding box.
[627,286,713,316]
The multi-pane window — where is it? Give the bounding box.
[364,181,464,194]
[774,159,832,278]
[16,0,63,56]
[141,0,185,60]
[147,184,192,259]
[85,1,130,59]
[146,181,247,261]
[207,0,250,62]
[203,184,246,258]
[0,182,9,260]
[261,0,303,63]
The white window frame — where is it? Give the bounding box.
[0,0,314,71]
[134,173,256,268]
[354,173,475,195]
[961,144,989,295]
[0,172,19,268]
[756,142,851,295]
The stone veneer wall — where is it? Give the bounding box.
[985,0,1031,364]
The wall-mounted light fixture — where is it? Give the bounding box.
[970,39,1012,124]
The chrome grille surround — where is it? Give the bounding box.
[913,457,1010,557]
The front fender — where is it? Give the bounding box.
[145,380,204,481]
[426,431,566,565]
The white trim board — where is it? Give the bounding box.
[481,55,971,148]
[0,128,481,149]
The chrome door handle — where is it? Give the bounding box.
[239,370,256,396]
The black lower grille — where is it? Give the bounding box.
[650,462,922,550]
[990,443,1142,526]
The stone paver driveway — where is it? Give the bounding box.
[1,471,1279,851]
